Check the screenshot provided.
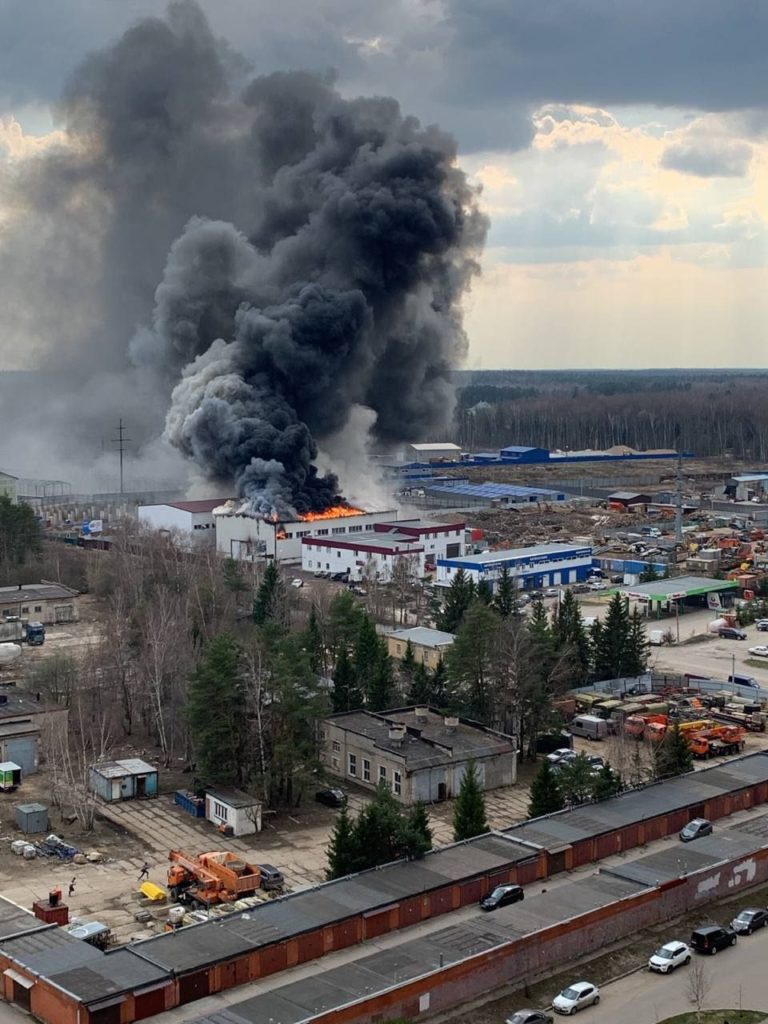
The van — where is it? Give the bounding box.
[689,925,736,955]
[569,714,609,741]
[649,629,665,646]
[728,673,759,689]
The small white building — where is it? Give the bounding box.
[138,499,229,548]
[215,507,401,563]
[205,787,262,837]
[405,442,462,463]
[436,542,594,591]
[302,519,465,581]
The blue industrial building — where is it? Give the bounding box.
[436,542,593,590]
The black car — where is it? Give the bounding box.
[719,626,748,640]
[690,925,737,954]
[480,884,524,911]
[731,907,768,934]
[315,787,346,808]
[505,1012,553,1024]
[679,818,713,842]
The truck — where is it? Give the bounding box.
[167,849,284,906]
[0,619,45,646]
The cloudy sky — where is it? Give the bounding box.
[2,0,768,370]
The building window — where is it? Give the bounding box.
[348,753,357,777]
[34,606,42,612]
[307,560,313,568]
[213,801,228,820]
[21,607,28,614]
[337,551,342,558]
[363,758,371,782]
[379,765,387,783]
[332,527,345,535]
[318,729,326,741]
[332,756,340,770]
[393,770,402,796]
[332,740,341,753]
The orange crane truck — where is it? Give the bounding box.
[167,850,270,906]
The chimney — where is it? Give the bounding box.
[444,716,459,732]
[388,724,406,746]
[414,706,429,723]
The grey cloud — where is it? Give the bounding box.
[661,138,754,177]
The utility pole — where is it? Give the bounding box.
[674,450,684,545]
[111,419,131,495]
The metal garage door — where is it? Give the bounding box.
[3,736,36,776]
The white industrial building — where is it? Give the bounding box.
[404,442,462,463]
[302,519,465,581]
[215,506,401,562]
[138,499,228,548]
[436,542,594,591]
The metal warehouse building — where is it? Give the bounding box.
[419,479,566,508]
[436,542,593,590]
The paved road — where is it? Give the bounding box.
[569,927,768,1024]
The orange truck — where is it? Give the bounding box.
[687,725,745,759]
[168,850,279,906]
[624,714,667,740]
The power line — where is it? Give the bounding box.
[111,419,132,495]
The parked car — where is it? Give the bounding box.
[756,619,768,632]
[315,787,346,808]
[552,981,600,1015]
[689,924,737,954]
[571,583,589,594]
[546,748,576,765]
[588,580,608,591]
[257,864,284,890]
[719,626,748,640]
[680,818,713,842]
[480,883,524,911]
[748,646,768,658]
[731,907,768,934]
[544,588,560,598]
[648,940,691,973]
[505,1012,553,1024]
[290,578,304,588]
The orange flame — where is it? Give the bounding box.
[298,505,364,522]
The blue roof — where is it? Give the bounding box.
[500,445,539,454]
[426,481,564,500]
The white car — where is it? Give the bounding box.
[552,981,600,1015]
[648,940,691,973]
[748,645,768,658]
[546,748,576,765]
[588,580,608,591]
[290,578,304,589]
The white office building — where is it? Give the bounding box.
[138,499,227,548]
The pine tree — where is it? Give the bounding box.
[437,569,476,632]
[624,608,650,677]
[493,565,517,618]
[253,561,284,626]
[430,658,448,706]
[453,759,490,841]
[399,640,417,693]
[222,557,248,595]
[528,759,565,817]
[407,661,432,705]
[592,762,623,802]
[188,634,244,785]
[353,781,406,868]
[476,579,494,605]
[304,607,324,675]
[401,802,433,859]
[654,722,693,778]
[353,614,381,695]
[639,563,660,582]
[332,646,364,712]
[552,590,590,679]
[592,593,631,680]
[328,590,365,657]
[368,651,397,712]
[556,752,595,806]
[445,600,500,721]
[326,803,358,879]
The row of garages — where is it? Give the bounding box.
[3,753,768,1024]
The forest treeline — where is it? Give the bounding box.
[455,382,768,458]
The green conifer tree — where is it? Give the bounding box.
[492,565,517,618]
[188,634,244,785]
[331,646,364,712]
[654,722,693,778]
[528,759,565,817]
[452,759,490,841]
[437,568,476,632]
[326,803,359,879]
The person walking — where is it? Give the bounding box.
[68,878,76,898]
[137,862,150,882]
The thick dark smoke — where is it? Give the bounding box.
[0,2,486,513]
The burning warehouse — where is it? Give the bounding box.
[214,504,401,562]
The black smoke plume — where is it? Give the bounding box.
[1,2,487,513]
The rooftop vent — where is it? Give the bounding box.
[444,716,459,732]
[414,706,429,722]
[388,724,406,746]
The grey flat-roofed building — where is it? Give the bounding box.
[0,926,104,976]
[0,897,48,942]
[603,830,761,888]
[321,706,516,804]
[0,583,79,624]
[46,948,170,1005]
[131,832,536,973]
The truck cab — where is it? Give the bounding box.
[25,622,45,646]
